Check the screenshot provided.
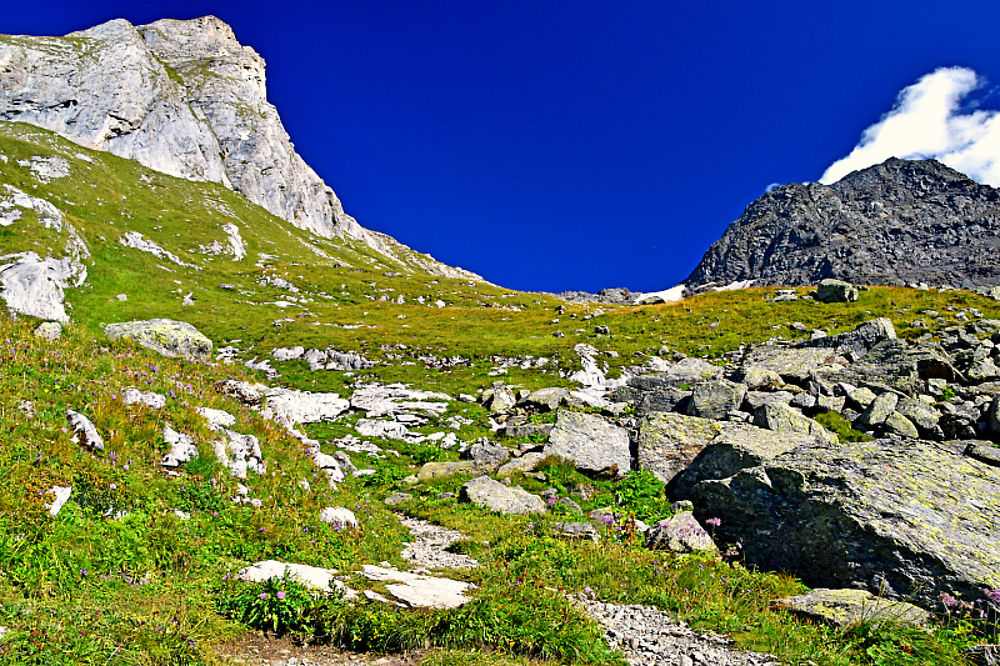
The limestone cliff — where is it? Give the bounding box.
[0,16,476,279]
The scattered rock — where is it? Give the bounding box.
[34,321,61,340]
[544,410,631,477]
[645,511,718,554]
[549,521,599,541]
[753,403,836,444]
[399,516,479,570]
[122,388,166,409]
[104,318,212,361]
[637,412,723,484]
[771,588,931,628]
[496,451,550,477]
[66,409,104,451]
[686,380,747,420]
[384,492,413,506]
[319,507,358,529]
[161,425,198,467]
[459,476,547,515]
[814,279,859,303]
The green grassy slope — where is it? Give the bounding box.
[1,121,997,665]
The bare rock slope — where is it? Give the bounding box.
[685,158,1000,291]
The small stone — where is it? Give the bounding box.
[319,506,358,528]
[34,321,62,340]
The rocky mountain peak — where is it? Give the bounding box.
[684,157,1000,292]
[0,17,477,279]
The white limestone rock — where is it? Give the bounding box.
[319,506,358,528]
[161,425,198,467]
[46,485,73,517]
[67,409,104,451]
[122,388,166,409]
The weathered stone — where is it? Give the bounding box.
[645,511,718,554]
[833,341,960,393]
[637,412,722,484]
[161,425,198,467]
[685,380,747,420]
[966,443,1000,468]
[744,390,794,410]
[771,588,931,628]
[884,411,919,438]
[319,506,358,528]
[800,318,896,358]
[521,387,571,411]
[459,476,546,515]
[847,386,878,409]
[0,252,84,322]
[463,440,512,467]
[384,492,413,506]
[482,385,516,413]
[753,403,836,444]
[417,461,481,481]
[635,358,723,388]
[501,423,554,439]
[361,565,474,609]
[350,383,450,418]
[123,388,166,409]
[46,485,72,517]
[741,345,848,383]
[496,452,550,477]
[543,411,630,477]
[238,560,341,593]
[34,321,62,340]
[967,357,1000,383]
[672,423,817,499]
[66,409,104,451]
[856,392,899,429]
[549,521,599,541]
[814,279,859,303]
[691,438,1000,612]
[104,318,212,361]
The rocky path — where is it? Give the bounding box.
[398,515,479,571]
[575,596,779,666]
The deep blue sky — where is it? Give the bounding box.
[6,2,1000,292]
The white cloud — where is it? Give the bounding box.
[820,67,1000,186]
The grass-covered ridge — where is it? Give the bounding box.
[3,121,1000,664]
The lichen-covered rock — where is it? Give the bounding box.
[685,380,747,420]
[104,318,212,361]
[417,461,482,481]
[884,411,919,438]
[637,412,723,484]
[856,392,899,429]
[521,387,571,411]
[671,423,817,499]
[800,317,896,358]
[753,403,836,444]
[691,438,1000,612]
[458,476,546,515]
[740,345,848,383]
[544,410,631,477]
[645,511,718,554]
[496,451,549,477]
[771,588,931,628]
[814,279,860,303]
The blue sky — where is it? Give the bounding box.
[7,1,1000,292]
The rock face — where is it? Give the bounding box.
[0,17,476,279]
[104,318,212,361]
[685,158,1000,291]
[690,438,1000,611]
[544,410,631,477]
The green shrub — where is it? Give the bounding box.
[217,573,319,635]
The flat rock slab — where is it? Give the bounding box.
[459,475,546,515]
[691,438,1000,611]
[741,346,847,383]
[361,565,474,609]
[238,560,339,593]
[544,410,630,477]
[771,588,931,628]
[104,318,212,361]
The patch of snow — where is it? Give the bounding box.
[634,284,686,304]
[714,279,755,292]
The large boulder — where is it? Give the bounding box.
[671,423,817,499]
[636,412,722,484]
[543,411,630,477]
[690,438,1000,612]
[685,380,747,420]
[799,318,896,359]
[459,476,546,515]
[771,588,931,628]
[741,345,848,383]
[753,403,837,444]
[104,318,212,361]
[814,279,859,303]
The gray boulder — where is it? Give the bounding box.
[496,451,549,477]
[671,423,817,499]
[463,440,512,467]
[521,387,571,411]
[459,476,546,515]
[161,425,198,467]
[741,345,848,383]
[685,380,747,420]
[691,438,1000,612]
[543,411,630,477]
[645,511,718,554]
[753,403,837,444]
[34,321,62,340]
[799,317,896,358]
[855,392,899,429]
[771,588,930,628]
[104,318,212,361]
[814,279,859,303]
[637,412,722,484]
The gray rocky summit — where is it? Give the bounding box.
[685,158,1000,291]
